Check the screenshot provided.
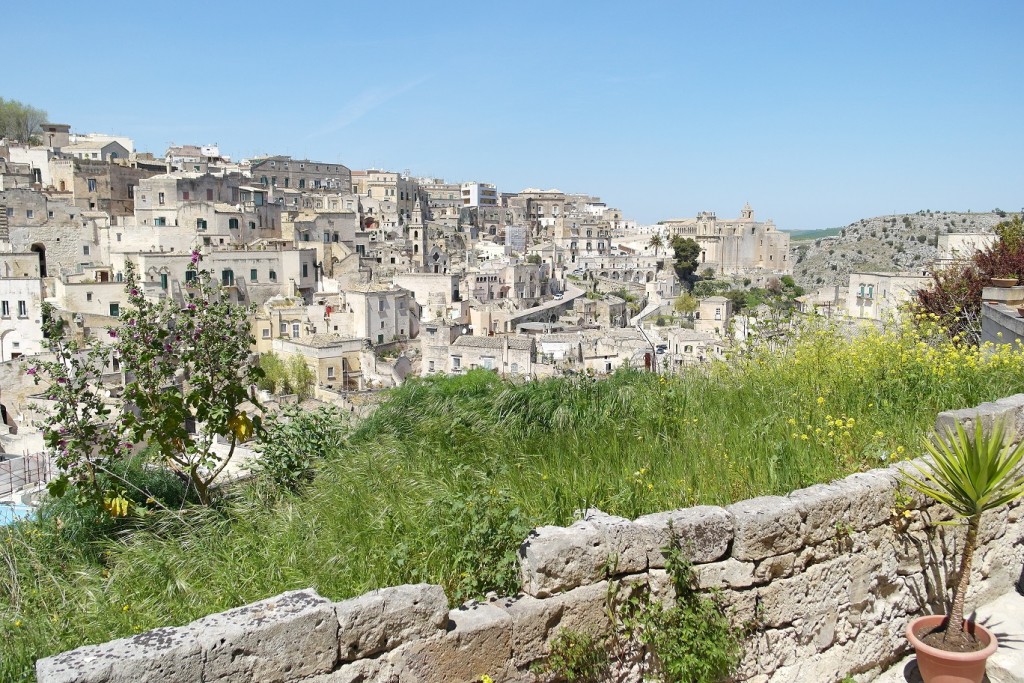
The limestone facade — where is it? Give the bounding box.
[662,204,791,277]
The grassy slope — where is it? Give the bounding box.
[3,318,1024,681]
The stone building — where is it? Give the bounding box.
[420,324,534,376]
[418,179,462,226]
[1,188,102,277]
[271,334,366,391]
[350,170,422,228]
[250,156,352,196]
[661,203,790,277]
[46,158,159,216]
[694,295,732,335]
[60,140,129,163]
[0,253,44,361]
[845,270,931,321]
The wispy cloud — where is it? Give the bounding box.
[308,77,430,137]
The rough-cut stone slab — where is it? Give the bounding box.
[518,521,608,597]
[388,603,513,683]
[545,580,612,638]
[335,584,448,661]
[198,589,339,682]
[633,505,733,567]
[788,481,853,545]
[728,496,803,561]
[993,394,1024,442]
[301,657,397,683]
[842,469,897,530]
[36,625,204,683]
[694,558,757,590]
[494,594,564,667]
[580,508,648,574]
[935,401,1019,445]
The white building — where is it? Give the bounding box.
[0,274,45,361]
[460,182,498,207]
[845,271,931,321]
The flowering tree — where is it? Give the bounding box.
[914,215,1024,345]
[32,254,262,508]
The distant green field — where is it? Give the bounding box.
[786,227,844,241]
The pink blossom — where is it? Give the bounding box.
[108,329,118,338]
[26,367,37,376]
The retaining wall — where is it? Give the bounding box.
[36,396,1024,683]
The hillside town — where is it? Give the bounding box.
[3,122,1020,472]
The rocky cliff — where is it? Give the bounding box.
[791,210,1010,288]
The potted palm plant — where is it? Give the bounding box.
[901,418,1024,683]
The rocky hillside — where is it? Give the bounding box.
[790,210,1010,288]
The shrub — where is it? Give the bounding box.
[253,405,350,492]
[32,256,261,508]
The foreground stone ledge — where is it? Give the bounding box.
[728,496,804,561]
[35,625,204,683]
[36,589,337,683]
[518,520,607,597]
[193,589,339,682]
[335,583,448,661]
[388,603,514,683]
[633,504,733,567]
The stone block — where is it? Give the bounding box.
[728,496,803,561]
[36,625,204,683]
[580,508,648,574]
[787,481,853,545]
[302,658,398,683]
[494,594,563,667]
[388,603,513,683]
[935,402,1019,445]
[753,552,797,583]
[694,558,757,590]
[545,580,612,638]
[993,393,1024,441]
[198,589,339,682]
[633,505,733,567]
[843,470,898,530]
[518,521,608,597]
[336,584,449,662]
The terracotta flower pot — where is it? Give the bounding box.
[990,277,1018,287]
[906,615,998,683]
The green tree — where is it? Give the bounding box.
[288,356,316,401]
[0,97,47,143]
[526,253,543,265]
[33,254,262,508]
[647,233,664,257]
[258,352,289,393]
[670,236,701,282]
[674,293,698,319]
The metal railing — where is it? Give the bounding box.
[0,453,54,498]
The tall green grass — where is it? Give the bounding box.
[2,317,1023,681]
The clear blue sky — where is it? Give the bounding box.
[5,1,1022,230]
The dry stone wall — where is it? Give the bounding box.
[36,395,1024,683]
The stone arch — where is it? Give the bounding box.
[600,271,609,279]
[646,271,655,282]
[612,272,620,280]
[58,180,66,192]
[30,243,47,277]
